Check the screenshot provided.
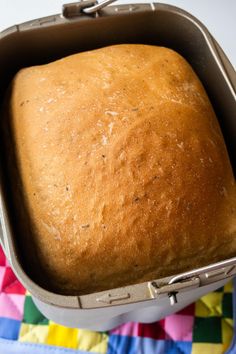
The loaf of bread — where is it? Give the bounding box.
[6,44,236,295]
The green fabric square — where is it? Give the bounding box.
[215,286,224,293]
[193,317,222,343]
[222,293,233,319]
[23,296,49,325]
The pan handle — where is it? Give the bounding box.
[83,0,118,14]
[62,0,118,18]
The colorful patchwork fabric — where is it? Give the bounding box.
[0,245,235,354]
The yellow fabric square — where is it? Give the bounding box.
[195,292,222,317]
[191,343,223,354]
[19,323,49,344]
[224,281,233,293]
[195,299,209,317]
[222,318,234,351]
[46,323,78,349]
[78,329,108,353]
[224,318,234,327]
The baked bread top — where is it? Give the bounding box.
[8,44,236,294]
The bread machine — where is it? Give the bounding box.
[0,0,235,330]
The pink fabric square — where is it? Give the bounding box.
[111,322,139,337]
[0,293,25,321]
[164,314,194,341]
[5,258,11,267]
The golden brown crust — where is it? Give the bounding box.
[8,44,236,294]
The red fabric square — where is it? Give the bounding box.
[175,303,195,316]
[137,319,170,340]
[0,246,6,266]
[4,279,26,295]
[1,267,25,294]
[1,267,17,292]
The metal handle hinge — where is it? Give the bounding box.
[149,277,200,305]
[63,0,117,18]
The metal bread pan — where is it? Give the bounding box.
[0,2,235,311]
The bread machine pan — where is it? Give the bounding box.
[0,0,235,330]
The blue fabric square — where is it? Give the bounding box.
[107,335,192,354]
[164,340,192,354]
[0,317,21,340]
[108,335,138,354]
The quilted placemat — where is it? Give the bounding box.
[0,245,235,354]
